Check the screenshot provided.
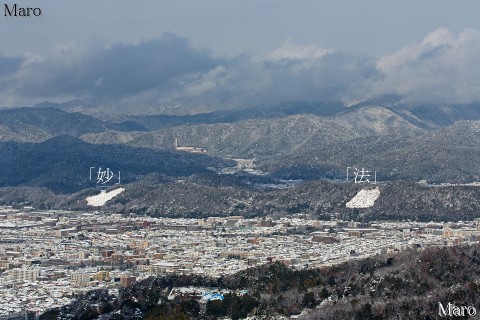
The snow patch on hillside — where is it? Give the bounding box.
[346,188,380,208]
[86,188,125,207]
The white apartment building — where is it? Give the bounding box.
[71,273,91,286]
[7,268,40,281]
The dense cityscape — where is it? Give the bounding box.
[1,205,479,318]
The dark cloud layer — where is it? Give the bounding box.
[2,28,480,111]
[0,55,24,76]
[13,34,220,100]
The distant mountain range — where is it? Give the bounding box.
[29,98,480,130]
[0,100,478,219]
[0,107,147,143]
[78,105,479,183]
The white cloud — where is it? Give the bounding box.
[268,38,332,61]
[374,28,480,104]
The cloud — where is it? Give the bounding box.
[374,28,480,104]
[1,28,480,110]
[12,33,220,102]
[158,47,379,108]
[268,38,332,61]
[0,54,24,76]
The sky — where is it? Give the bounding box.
[1,0,480,111]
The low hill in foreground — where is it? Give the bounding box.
[1,177,478,222]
